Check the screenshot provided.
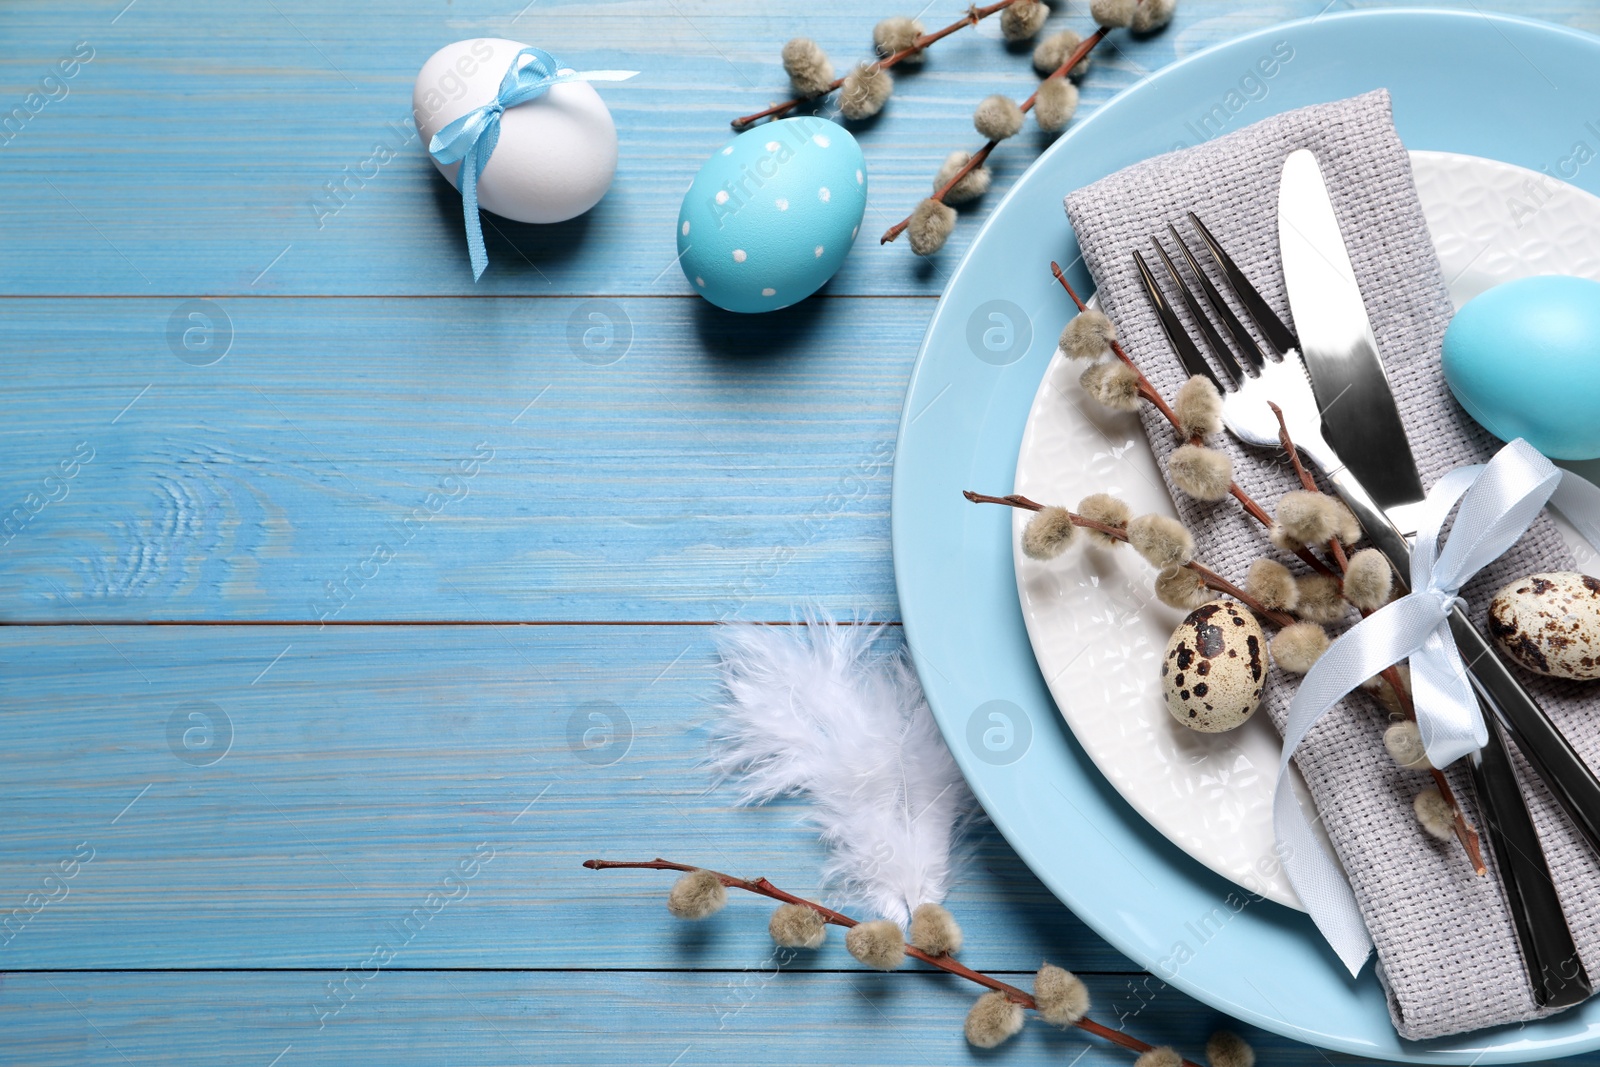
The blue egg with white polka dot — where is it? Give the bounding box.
[678,117,867,313]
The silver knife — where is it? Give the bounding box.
[1276,152,1429,537]
[1277,149,1591,1007]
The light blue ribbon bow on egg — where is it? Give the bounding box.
[1270,437,1600,977]
[428,47,637,280]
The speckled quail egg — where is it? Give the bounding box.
[1487,571,1600,680]
[1162,601,1266,732]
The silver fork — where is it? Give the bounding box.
[1133,226,1333,475]
[1136,217,1590,1008]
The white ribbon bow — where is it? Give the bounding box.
[1272,438,1580,976]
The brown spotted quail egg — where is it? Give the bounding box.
[1161,601,1266,732]
[1487,571,1600,680]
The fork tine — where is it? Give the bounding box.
[1168,224,1267,374]
[1187,211,1299,354]
[1149,237,1247,386]
[1132,250,1222,392]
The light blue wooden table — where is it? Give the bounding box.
[3,1,1598,1063]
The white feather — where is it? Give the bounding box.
[709,617,979,926]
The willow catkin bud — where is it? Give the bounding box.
[781,38,834,96]
[1245,558,1298,612]
[1021,506,1078,560]
[1295,573,1348,623]
[1276,490,1343,546]
[1174,374,1223,438]
[1128,514,1194,569]
[1060,309,1116,359]
[1090,0,1138,28]
[1033,29,1091,78]
[1155,566,1213,610]
[873,16,924,62]
[907,198,956,256]
[1414,786,1456,841]
[1384,720,1432,770]
[1135,1048,1183,1067]
[666,869,727,919]
[934,150,992,204]
[1000,0,1049,41]
[1361,664,1411,718]
[838,63,892,120]
[1343,547,1393,611]
[973,94,1024,140]
[964,991,1025,1048]
[1168,444,1233,501]
[1269,523,1302,555]
[1206,1030,1256,1067]
[1034,962,1090,1025]
[844,919,905,970]
[1077,493,1130,547]
[1080,360,1142,412]
[1034,77,1079,132]
[908,902,962,956]
[1132,0,1178,32]
[1271,621,1329,674]
[769,903,827,948]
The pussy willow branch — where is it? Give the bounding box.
[1269,403,1349,572]
[1049,262,1186,425]
[963,491,1298,627]
[584,857,1203,1067]
[732,0,1020,128]
[1048,265,1340,583]
[881,27,1110,244]
[1267,406,1485,875]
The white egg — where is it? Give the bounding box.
[413,38,619,224]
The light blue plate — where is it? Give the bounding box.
[892,10,1600,1063]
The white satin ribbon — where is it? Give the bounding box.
[1272,438,1581,976]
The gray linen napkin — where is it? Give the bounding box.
[1063,89,1600,1040]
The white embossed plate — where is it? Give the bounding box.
[1012,150,1600,910]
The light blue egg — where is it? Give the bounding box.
[678,117,867,313]
[1443,275,1600,460]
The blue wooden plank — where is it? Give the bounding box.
[6,3,1600,1065]
[0,971,1377,1067]
[0,623,1136,972]
[0,296,912,621]
[0,0,1534,297]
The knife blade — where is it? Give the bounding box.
[1277,150,1427,519]
[1277,148,1591,1008]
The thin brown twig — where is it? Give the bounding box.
[732,0,1019,128]
[1428,768,1486,874]
[1267,406,1486,874]
[963,491,1297,627]
[1269,403,1316,496]
[1268,402,1348,571]
[880,27,1111,244]
[1049,264,1182,428]
[584,857,1203,1067]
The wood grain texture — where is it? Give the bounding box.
[0,297,908,622]
[1,972,1294,1067]
[0,623,1127,972]
[6,0,1600,1063]
[0,0,1158,298]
